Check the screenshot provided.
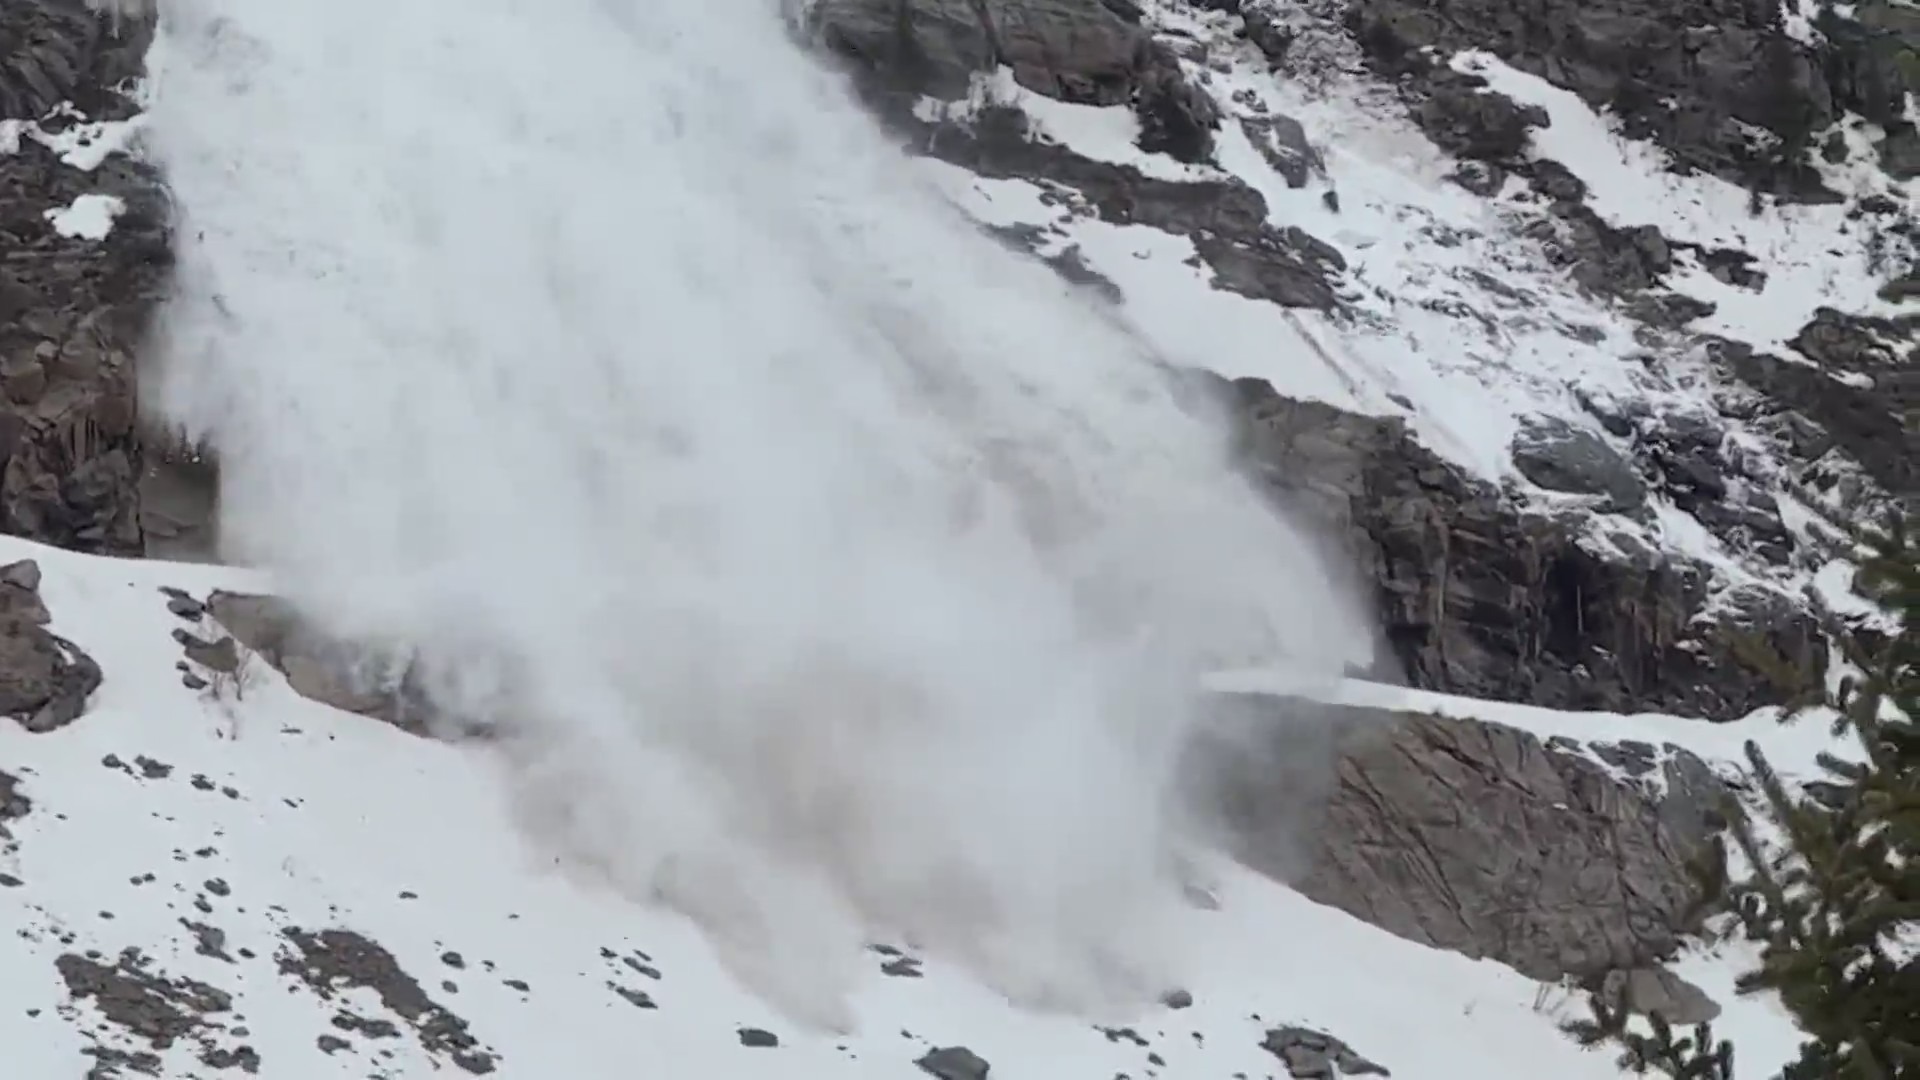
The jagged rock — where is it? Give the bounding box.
[1825,2,1920,142]
[1210,377,1823,719]
[1191,696,1732,981]
[1238,112,1322,187]
[917,1045,991,1080]
[0,558,101,732]
[1412,72,1548,164]
[1347,0,1839,199]
[140,431,220,562]
[205,591,443,737]
[1596,965,1722,1025]
[0,766,29,825]
[812,0,1141,103]
[811,0,1220,160]
[0,1,166,557]
[1711,329,1918,502]
[1260,1025,1390,1078]
[0,0,151,122]
[1509,415,1646,512]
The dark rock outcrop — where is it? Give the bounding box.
[200,590,444,737]
[1346,0,1840,199]
[810,0,1345,307]
[0,557,102,732]
[1193,694,1733,983]
[1209,377,1823,720]
[0,1,167,556]
[918,104,1346,307]
[1711,309,1919,503]
[810,0,1222,160]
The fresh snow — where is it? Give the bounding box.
[2,535,1810,1078]
[44,192,127,239]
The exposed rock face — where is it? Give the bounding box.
[1209,376,1823,720]
[1345,0,1840,198]
[202,591,442,737]
[810,0,1345,307]
[0,0,166,556]
[0,557,102,732]
[1192,694,1732,984]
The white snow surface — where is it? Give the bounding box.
[1,536,1816,1078]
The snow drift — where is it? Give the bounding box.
[133,0,1375,1027]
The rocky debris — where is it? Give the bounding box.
[1191,694,1733,982]
[1260,1025,1390,1078]
[203,591,444,736]
[1346,0,1842,200]
[1,2,168,557]
[1211,377,1824,719]
[0,558,103,732]
[1509,414,1646,512]
[54,946,258,1075]
[917,1045,991,1080]
[276,926,499,1075]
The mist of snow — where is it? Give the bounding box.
[136,0,1375,1028]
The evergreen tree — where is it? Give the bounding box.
[1563,508,1920,1079]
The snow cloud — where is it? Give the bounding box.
[139,0,1374,1028]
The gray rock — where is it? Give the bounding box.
[0,1,166,557]
[0,559,101,732]
[908,104,1345,308]
[1510,415,1646,511]
[812,0,1141,103]
[206,591,448,737]
[1413,74,1548,164]
[1347,0,1840,200]
[917,1046,990,1080]
[1238,113,1323,188]
[1207,377,1824,720]
[1597,965,1722,1025]
[1261,1025,1390,1078]
[1191,696,1722,981]
[1710,326,1918,502]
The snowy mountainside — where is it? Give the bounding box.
[0,536,1825,1078]
[0,0,1908,1077]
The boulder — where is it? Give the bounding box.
[0,558,102,732]
[200,591,439,736]
[1191,694,1733,982]
[1209,377,1823,720]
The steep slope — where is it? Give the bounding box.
[811,0,1913,717]
[0,0,1905,1077]
[0,534,1826,1078]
